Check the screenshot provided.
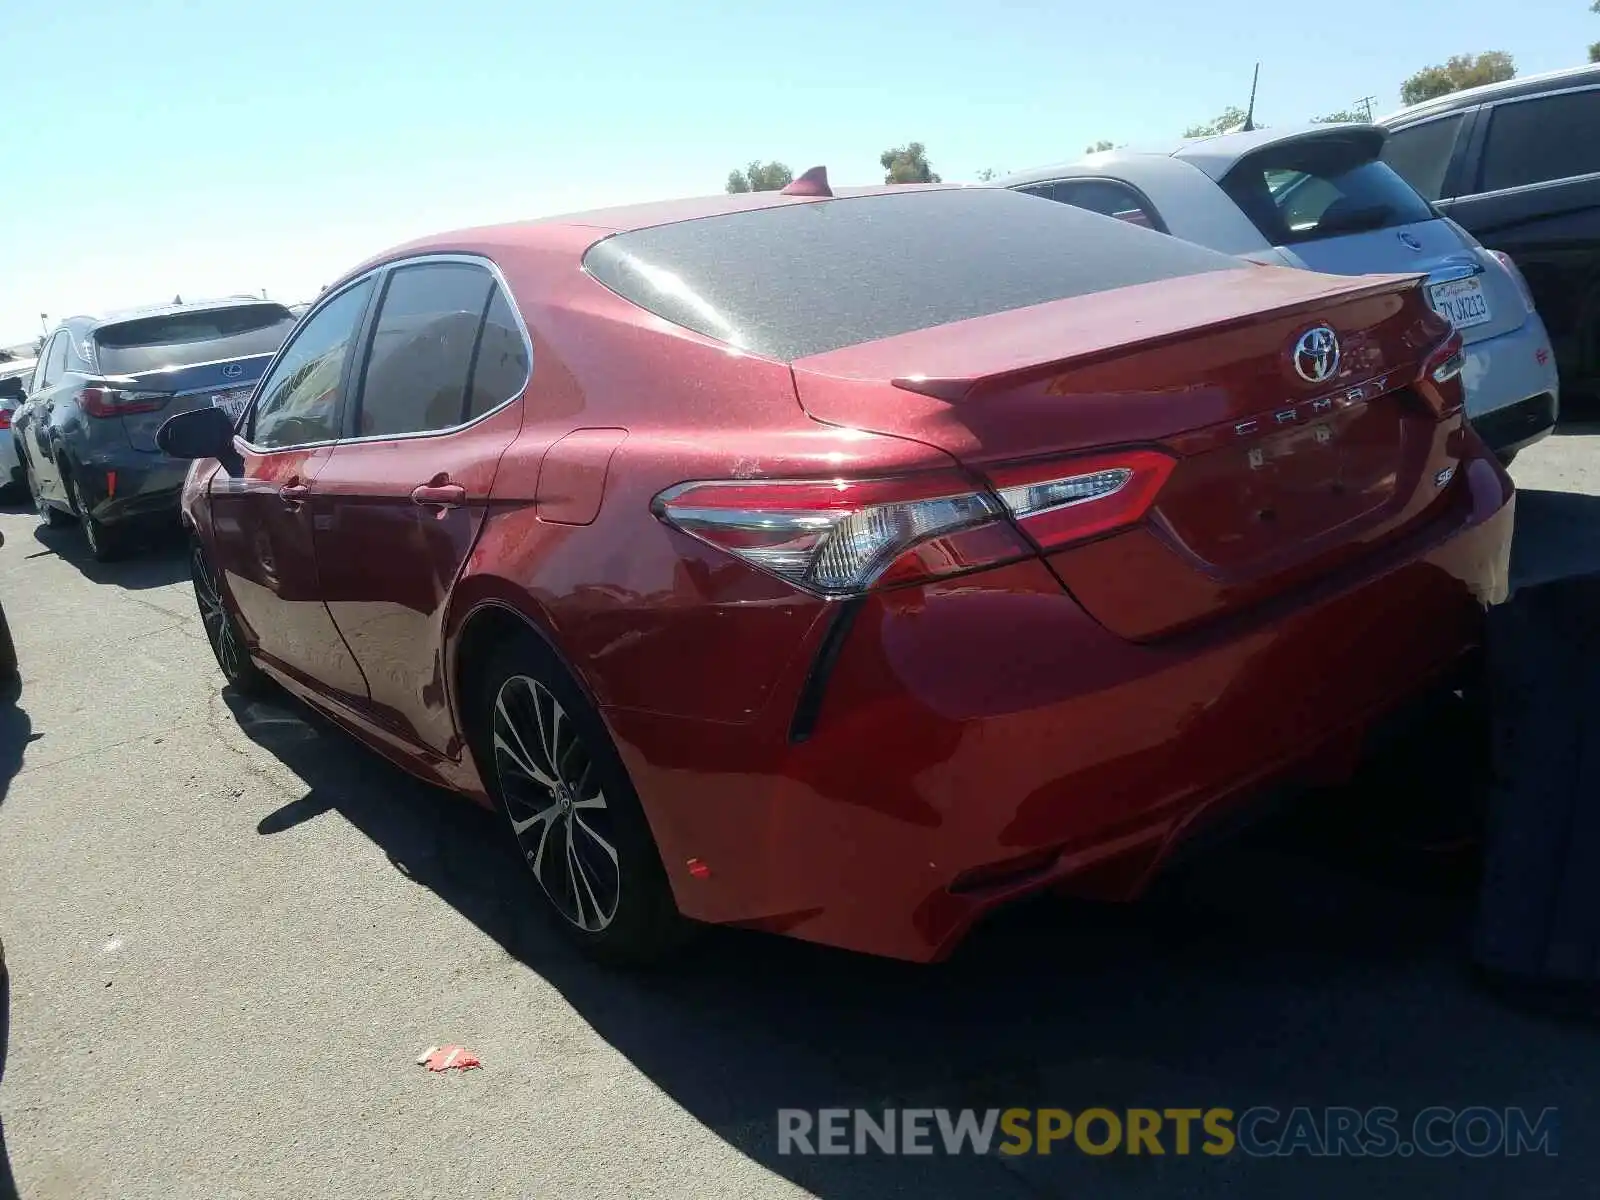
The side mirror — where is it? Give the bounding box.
[156,405,237,460]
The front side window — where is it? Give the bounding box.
[355,262,495,438]
[1220,135,1435,246]
[1479,89,1600,193]
[1380,115,1467,201]
[248,280,373,449]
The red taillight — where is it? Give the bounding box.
[986,449,1177,551]
[1415,330,1467,417]
[0,409,12,431]
[1488,250,1537,314]
[652,452,1176,596]
[653,470,1029,596]
[80,386,168,418]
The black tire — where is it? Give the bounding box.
[472,632,688,964]
[189,537,270,696]
[61,467,120,562]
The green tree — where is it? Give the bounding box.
[1399,52,1515,105]
[725,161,794,193]
[1591,0,1599,62]
[880,142,941,184]
[974,167,1003,182]
[1184,106,1250,138]
[1312,108,1369,123]
[1085,139,1115,153]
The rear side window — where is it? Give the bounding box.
[1050,180,1162,230]
[1219,137,1435,246]
[36,333,68,390]
[1479,90,1600,193]
[466,287,530,420]
[93,304,297,375]
[582,188,1236,362]
[1380,115,1467,201]
[355,262,497,438]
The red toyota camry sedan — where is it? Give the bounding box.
[159,181,1514,964]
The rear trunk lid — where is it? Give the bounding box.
[90,303,297,451]
[1210,125,1525,345]
[791,265,1465,640]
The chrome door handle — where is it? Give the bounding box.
[279,483,310,507]
[411,482,466,509]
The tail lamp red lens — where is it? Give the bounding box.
[652,451,1175,596]
[1488,250,1537,314]
[0,409,11,431]
[1415,330,1466,417]
[80,386,169,418]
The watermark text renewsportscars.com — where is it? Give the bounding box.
[777,1106,1559,1158]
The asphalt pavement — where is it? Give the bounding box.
[3,427,1600,1199]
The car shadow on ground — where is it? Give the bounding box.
[1510,489,1600,592]
[226,687,1595,1199]
[26,521,188,590]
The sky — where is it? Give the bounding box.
[1,0,1595,347]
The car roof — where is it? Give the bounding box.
[0,359,36,380]
[1377,63,1600,126]
[1001,123,1385,187]
[366,183,970,268]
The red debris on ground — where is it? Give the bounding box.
[417,1044,482,1073]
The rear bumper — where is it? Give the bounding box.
[72,455,189,524]
[607,449,1515,962]
[1462,314,1561,448]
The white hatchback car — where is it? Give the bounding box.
[1002,124,1560,464]
[0,359,35,500]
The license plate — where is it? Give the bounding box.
[1429,276,1492,330]
[210,388,251,422]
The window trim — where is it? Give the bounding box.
[236,273,380,454]
[340,254,532,446]
[1010,176,1170,234]
[1463,82,1600,199]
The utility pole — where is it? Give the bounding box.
[1357,96,1375,122]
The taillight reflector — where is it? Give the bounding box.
[0,409,11,431]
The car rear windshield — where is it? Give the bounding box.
[581,188,1239,361]
[92,303,298,375]
[1219,135,1435,247]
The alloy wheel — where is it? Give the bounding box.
[492,674,621,932]
[192,543,243,680]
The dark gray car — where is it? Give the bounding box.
[15,299,297,560]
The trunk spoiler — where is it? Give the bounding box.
[879,268,1428,403]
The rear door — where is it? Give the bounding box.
[311,257,531,757]
[1215,129,1526,346]
[209,281,375,704]
[24,332,72,503]
[1440,85,1600,393]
